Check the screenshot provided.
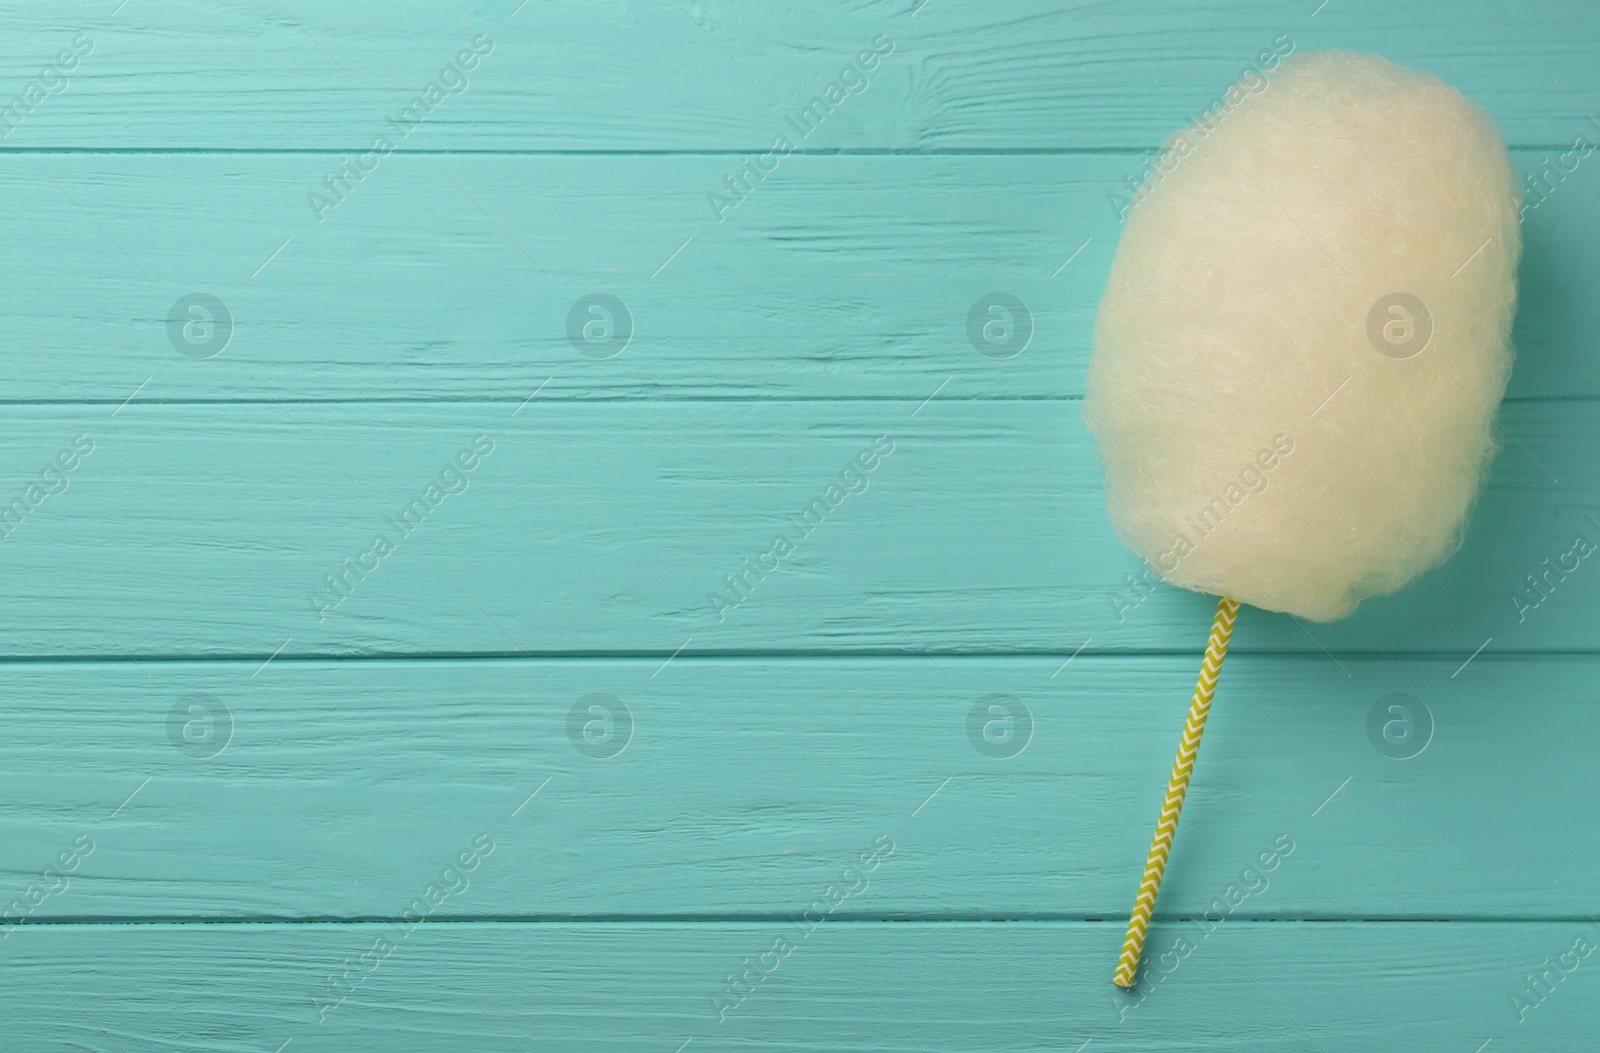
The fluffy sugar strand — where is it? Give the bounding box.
[1086,50,1522,621]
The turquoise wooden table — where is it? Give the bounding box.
[1,1,1598,1049]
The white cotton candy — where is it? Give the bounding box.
[1086,49,1522,622]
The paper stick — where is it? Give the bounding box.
[1114,595,1240,988]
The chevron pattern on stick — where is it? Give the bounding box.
[1114,594,1241,988]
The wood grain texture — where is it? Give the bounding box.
[0,400,1587,656]
[2,921,1595,1051]
[0,0,1596,150]
[0,655,1586,920]
[0,150,1594,401]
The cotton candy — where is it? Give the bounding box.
[1085,49,1522,622]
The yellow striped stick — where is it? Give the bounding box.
[1113,595,1240,989]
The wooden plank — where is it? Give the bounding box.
[0,654,1590,920]
[0,399,1589,656]
[0,150,1594,401]
[1,920,1592,1049]
[1,1,1596,150]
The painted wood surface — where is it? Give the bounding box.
[0,401,1588,656]
[0,150,1595,402]
[0,0,1595,150]
[0,655,1591,920]
[1,1,1597,1050]
[3,922,1597,1050]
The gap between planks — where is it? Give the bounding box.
[0,650,1592,665]
[1,916,1580,928]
